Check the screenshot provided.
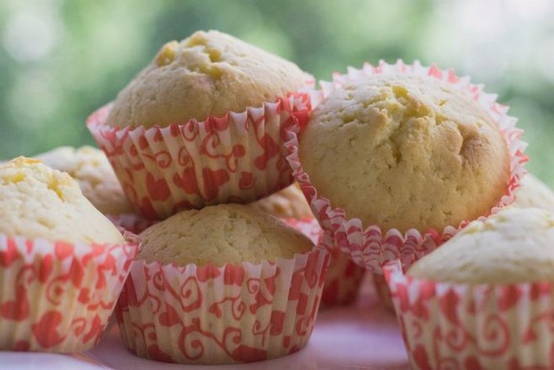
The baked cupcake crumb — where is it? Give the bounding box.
[408,207,554,284]
[36,146,133,215]
[0,157,124,244]
[300,73,510,233]
[138,203,313,266]
[106,30,313,128]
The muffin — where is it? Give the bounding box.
[0,157,123,243]
[385,207,554,369]
[116,204,329,364]
[408,207,554,283]
[512,173,554,213]
[35,146,133,215]
[138,203,312,266]
[300,73,510,233]
[252,183,313,220]
[106,30,312,127]
[0,157,137,352]
[88,30,314,219]
[285,62,525,273]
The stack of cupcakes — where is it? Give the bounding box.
[88,30,330,364]
[85,30,534,366]
[6,25,554,368]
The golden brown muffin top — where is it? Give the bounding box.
[0,157,124,244]
[106,30,312,128]
[138,203,313,266]
[409,207,554,284]
[300,73,510,233]
[36,146,133,215]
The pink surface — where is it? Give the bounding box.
[0,277,410,369]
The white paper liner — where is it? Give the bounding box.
[285,61,527,274]
[115,248,329,364]
[0,234,137,352]
[88,92,312,219]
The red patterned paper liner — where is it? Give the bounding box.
[370,273,395,312]
[384,261,554,370]
[285,60,528,274]
[284,218,365,307]
[115,248,330,364]
[88,92,313,220]
[0,234,137,352]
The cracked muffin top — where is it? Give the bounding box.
[408,207,554,284]
[36,146,133,215]
[105,30,313,128]
[0,157,124,244]
[299,73,510,233]
[138,203,313,266]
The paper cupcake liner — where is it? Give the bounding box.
[321,248,366,307]
[285,60,528,274]
[88,92,313,220]
[384,261,554,369]
[284,218,365,307]
[0,234,137,352]
[115,248,330,364]
[370,273,395,312]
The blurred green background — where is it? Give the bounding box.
[1,0,553,185]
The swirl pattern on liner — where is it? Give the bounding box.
[88,92,312,219]
[384,261,554,369]
[0,235,137,352]
[115,248,329,364]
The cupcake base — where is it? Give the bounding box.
[0,235,137,352]
[384,261,554,369]
[115,248,329,364]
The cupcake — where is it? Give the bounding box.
[512,173,554,212]
[286,61,526,273]
[386,207,554,369]
[253,186,365,306]
[0,157,137,352]
[88,30,314,219]
[252,183,313,220]
[116,203,328,364]
[35,146,133,215]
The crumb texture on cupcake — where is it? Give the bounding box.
[138,203,313,266]
[408,207,554,284]
[252,183,313,219]
[513,174,554,213]
[0,157,124,244]
[36,146,133,215]
[106,30,312,128]
[300,73,510,233]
